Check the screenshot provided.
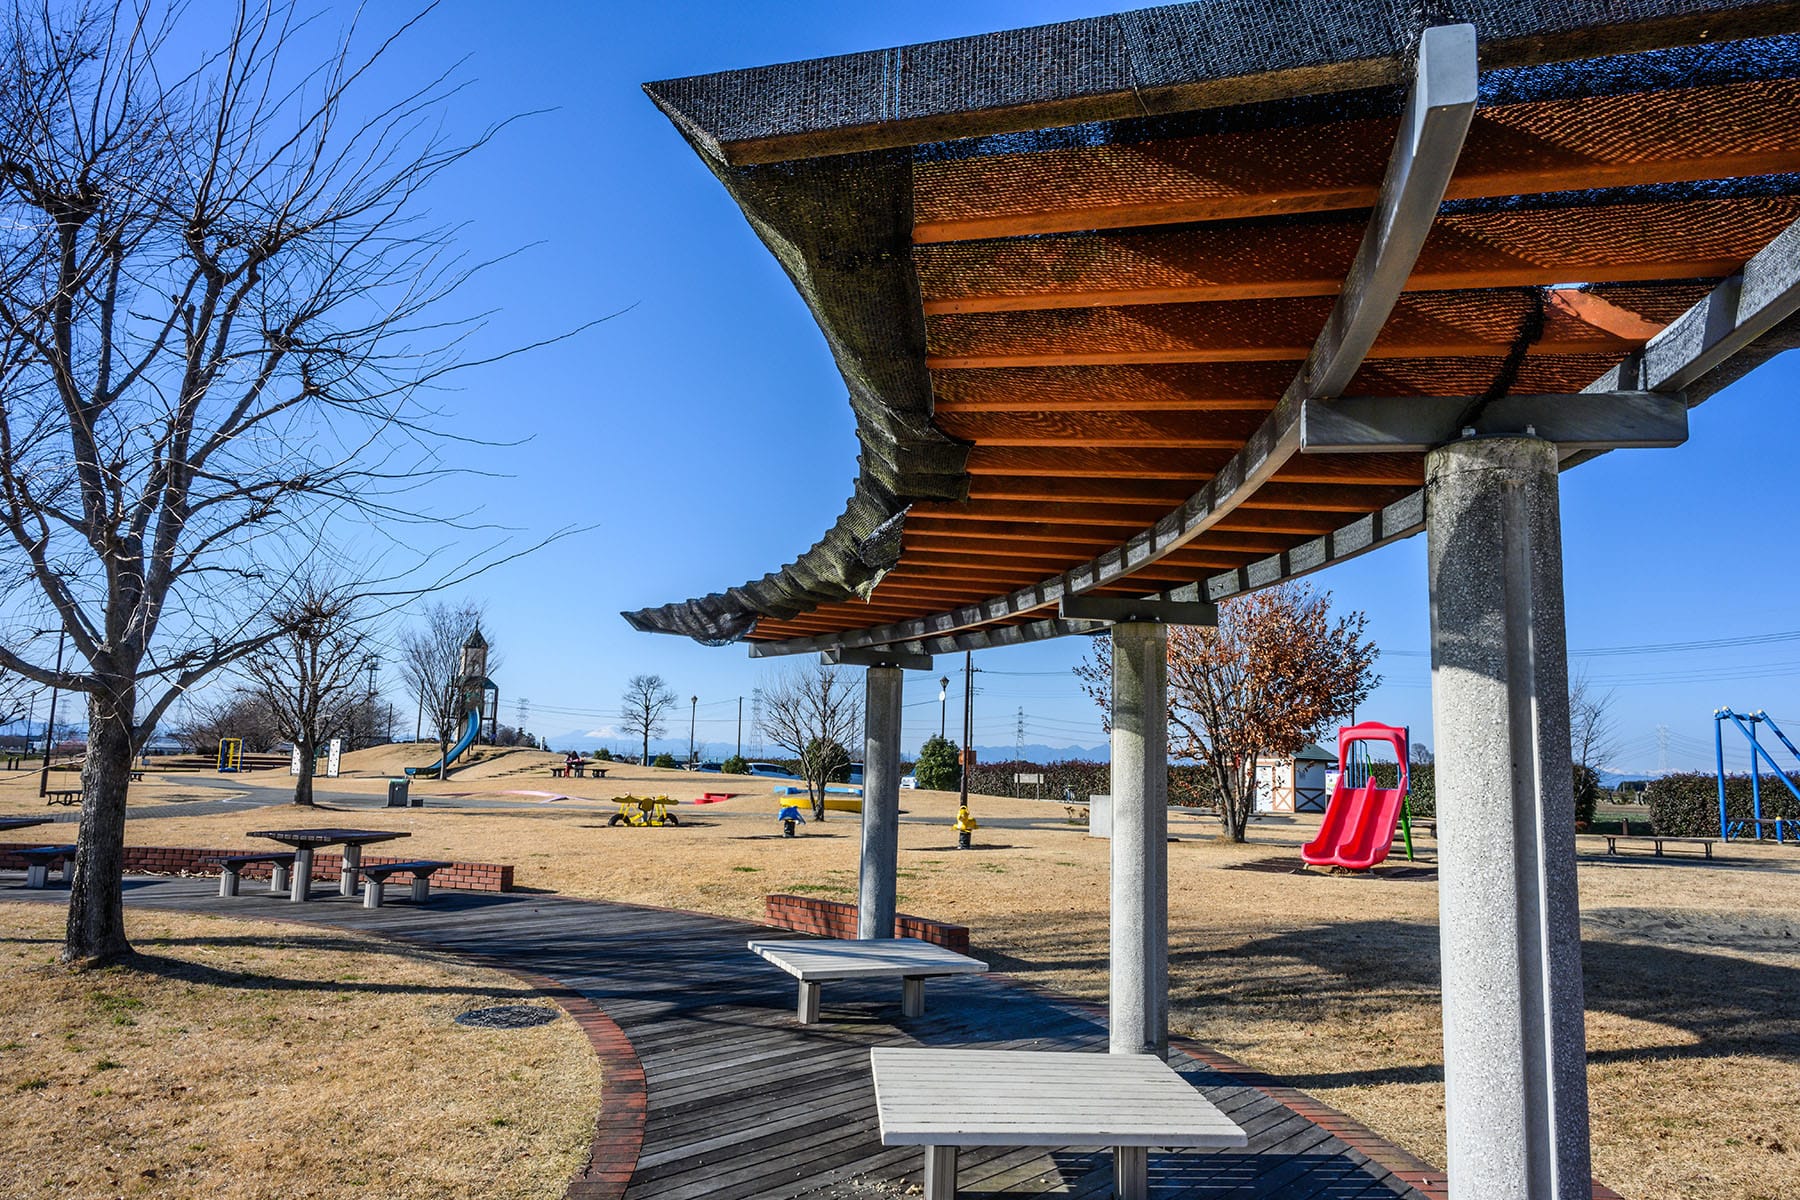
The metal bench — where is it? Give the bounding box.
[209,852,298,897]
[748,937,987,1024]
[870,1048,1247,1200]
[358,860,452,908]
[15,845,77,888]
[1593,833,1716,860]
[45,789,80,807]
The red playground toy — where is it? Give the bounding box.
[1301,722,1411,871]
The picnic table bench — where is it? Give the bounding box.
[357,859,452,908]
[209,852,297,897]
[1586,833,1717,860]
[549,765,609,779]
[45,789,80,807]
[245,827,409,903]
[748,937,987,1024]
[870,1048,1247,1200]
[15,844,77,889]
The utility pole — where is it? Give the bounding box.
[959,650,975,808]
[689,695,698,764]
[736,696,743,759]
[38,630,65,799]
[939,675,949,740]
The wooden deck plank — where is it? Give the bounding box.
[28,876,1443,1200]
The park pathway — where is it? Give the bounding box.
[13,875,1443,1199]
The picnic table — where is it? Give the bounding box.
[748,937,987,1024]
[869,1048,1247,1200]
[45,789,81,807]
[245,827,409,903]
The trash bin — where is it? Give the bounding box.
[387,778,410,808]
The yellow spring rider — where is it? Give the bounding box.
[608,795,681,827]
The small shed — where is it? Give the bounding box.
[1253,744,1334,814]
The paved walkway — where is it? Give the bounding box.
[8,874,1445,1199]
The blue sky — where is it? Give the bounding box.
[167,1,1800,772]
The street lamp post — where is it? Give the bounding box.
[938,676,949,740]
[689,695,698,764]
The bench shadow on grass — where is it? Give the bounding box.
[985,915,1800,1091]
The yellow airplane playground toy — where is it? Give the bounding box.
[608,795,681,827]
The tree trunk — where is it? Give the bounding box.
[1218,755,1255,843]
[437,730,448,781]
[641,732,649,769]
[64,690,135,965]
[293,736,317,805]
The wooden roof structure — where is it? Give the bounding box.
[624,1,1800,654]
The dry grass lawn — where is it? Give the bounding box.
[16,754,1799,1199]
[0,904,601,1200]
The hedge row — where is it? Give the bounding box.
[1646,771,1800,837]
[1370,762,1436,818]
[959,758,1222,807]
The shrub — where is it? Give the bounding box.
[913,735,960,791]
[651,752,676,769]
[1370,762,1435,818]
[721,755,748,775]
[593,747,613,761]
[1647,771,1800,836]
[1572,764,1601,826]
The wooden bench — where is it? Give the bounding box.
[1731,817,1795,844]
[549,766,566,778]
[208,852,298,897]
[45,789,80,807]
[359,860,452,908]
[748,937,988,1024]
[869,1048,1247,1200]
[1589,833,1717,860]
[129,770,144,782]
[15,845,77,889]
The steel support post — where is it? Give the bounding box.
[1426,436,1592,1200]
[859,664,904,940]
[1109,621,1168,1056]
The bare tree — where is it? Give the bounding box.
[0,4,565,963]
[396,599,485,780]
[1078,584,1379,842]
[169,688,286,753]
[620,674,677,768]
[757,664,861,821]
[1569,667,1618,772]
[1410,740,1434,765]
[240,581,372,806]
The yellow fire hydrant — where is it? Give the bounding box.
[953,804,978,850]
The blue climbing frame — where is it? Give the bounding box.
[1713,707,1800,843]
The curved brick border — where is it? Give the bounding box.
[0,895,640,1200]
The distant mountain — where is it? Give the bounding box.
[969,742,1109,764]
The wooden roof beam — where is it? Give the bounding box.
[913,78,1800,242]
[745,25,1476,657]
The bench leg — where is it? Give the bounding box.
[219,867,241,898]
[289,847,313,902]
[270,863,290,894]
[410,876,431,903]
[363,877,385,909]
[24,863,47,889]
[1114,1146,1148,1200]
[59,859,73,883]
[797,980,821,1024]
[922,1145,957,1200]
[340,844,362,897]
[901,976,926,1019]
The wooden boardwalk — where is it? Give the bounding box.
[20,876,1439,1199]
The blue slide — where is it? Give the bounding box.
[407,708,481,776]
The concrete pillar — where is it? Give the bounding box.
[858,665,904,940]
[1426,436,1592,1200]
[1109,621,1168,1056]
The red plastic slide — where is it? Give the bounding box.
[1301,723,1410,871]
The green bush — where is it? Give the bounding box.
[1572,763,1601,826]
[593,747,613,762]
[1370,762,1435,818]
[651,752,676,769]
[1647,771,1800,836]
[721,755,748,775]
[807,737,852,783]
[913,735,960,791]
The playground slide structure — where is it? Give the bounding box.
[406,708,481,777]
[1714,707,1800,843]
[1302,722,1410,871]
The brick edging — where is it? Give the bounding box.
[764,892,970,953]
[486,967,646,1200]
[0,843,513,892]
